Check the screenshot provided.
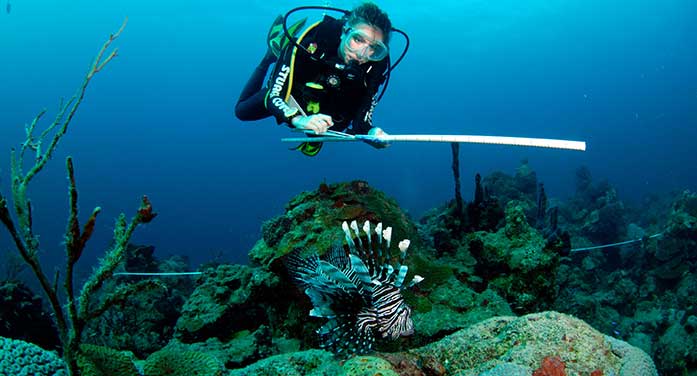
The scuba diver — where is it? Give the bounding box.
[235,2,404,156]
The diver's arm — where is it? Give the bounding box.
[350,94,379,135]
[264,43,334,134]
[264,49,300,126]
[353,92,390,148]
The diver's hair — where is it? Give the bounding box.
[346,2,392,44]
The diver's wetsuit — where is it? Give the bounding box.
[235,16,388,135]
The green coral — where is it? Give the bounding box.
[0,336,67,376]
[175,264,279,342]
[248,181,419,268]
[143,348,223,376]
[467,200,559,312]
[164,326,277,370]
[343,356,399,376]
[408,255,454,291]
[76,344,138,376]
[411,279,512,338]
[228,349,342,376]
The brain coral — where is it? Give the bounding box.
[144,347,224,376]
[0,336,67,376]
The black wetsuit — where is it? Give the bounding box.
[235,16,388,135]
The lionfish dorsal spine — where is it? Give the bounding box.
[382,226,393,261]
[384,264,394,280]
[350,220,364,252]
[394,264,409,288]
[362,220,378,273]
[374,222,383,258]
[398,239,410,264]
[342,221,357,255]
[363,220,372,245]
[407,275,424,288]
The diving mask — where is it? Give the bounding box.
[342,27,389,62]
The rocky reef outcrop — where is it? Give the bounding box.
[229,311,657,376]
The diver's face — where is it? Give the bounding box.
[339,23,386,65]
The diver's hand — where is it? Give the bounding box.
[364,127,391,149]
[291,114,334,134]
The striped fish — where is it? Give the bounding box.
[285,220,423,355]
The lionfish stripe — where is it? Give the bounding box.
[375,296,403,317]
[356,308,378,334]
[373,284,401,302]
[380,265,394,281]
[318,260,356,289]
[394,265,409,288]
[378,307,412,339]
[349,254,374,295]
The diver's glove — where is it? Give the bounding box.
[291,114,334,134]
[364,127,391,149]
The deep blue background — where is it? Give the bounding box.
[1,0,695,271]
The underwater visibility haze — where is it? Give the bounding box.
[0,0,696,375]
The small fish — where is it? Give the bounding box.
[6,1,10,14]
[285,220,423,355]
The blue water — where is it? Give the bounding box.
[1,0,695,269]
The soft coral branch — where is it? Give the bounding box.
[0,17,155,376]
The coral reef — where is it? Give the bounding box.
[409,276,513,344]
[163,327,277,370]
[6,157,690,374]
[407,311,655,375]
[75,344,139,376]
[562,166,628,245]
[532,355,566,376]
[228,311,657,376]
[468,201,561,312]
[555,189,697,374]
[0,336,67,375]
[174,264,280,343]
[0,279,59,350]
[85,244,194,358]
[142,347,224,376]
[227,349,343,376]
[249,180,418,269]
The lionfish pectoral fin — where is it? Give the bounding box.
[310,307,335,318]
[318,260,356,288]
[349,254,374,296]
[318,315,375,356]
[284,250,321,289]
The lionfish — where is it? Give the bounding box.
[285,220,423,355]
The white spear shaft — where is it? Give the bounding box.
[281,134,586,151]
